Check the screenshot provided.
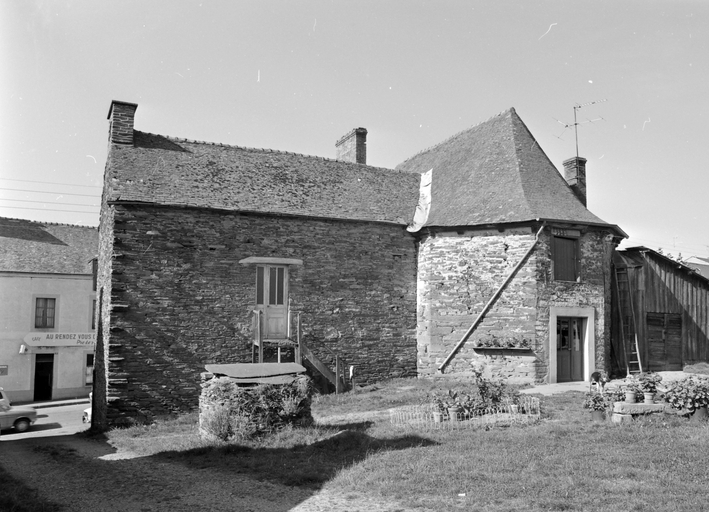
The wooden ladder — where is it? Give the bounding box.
[614,268,642,375]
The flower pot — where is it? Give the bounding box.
[690,406,708,424]
[643,392,655,404]
[624,391,636,404]
[591,410,605,422]
[448,407,462,422]
[432,411,443,423]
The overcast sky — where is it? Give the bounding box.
[1,1,707,257]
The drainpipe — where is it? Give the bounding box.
[438,224,546,374]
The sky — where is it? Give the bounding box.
[1,0,708,257]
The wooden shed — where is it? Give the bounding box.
[611,247,709,375]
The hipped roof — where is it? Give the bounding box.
[396,108,625,235]
[0,217,97,274]
[106,132,421,225]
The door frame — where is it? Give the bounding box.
[548,306,595,383]
[256,264,289,339]
[33,352,55,402]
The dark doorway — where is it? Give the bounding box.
[34,354,54,401]
[557,317,585,382]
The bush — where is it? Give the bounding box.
[429,365,520,415]
[662,376,709,413]
[199,374,313,441]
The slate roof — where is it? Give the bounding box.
[396,108,624,234]
[0,217,98,274]
[106,132,421,225]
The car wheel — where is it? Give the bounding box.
[14,418,30,433]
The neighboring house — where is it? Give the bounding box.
[685,255,709,280]
[612,247,709,374]
[96,101,626,427]
[0,217,98,402]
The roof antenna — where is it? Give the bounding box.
[553,99,607,158]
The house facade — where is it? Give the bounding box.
[96,101,625,427]
[0,217,98,402]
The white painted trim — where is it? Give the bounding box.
[238,257,303,266]
[548,306,595,383]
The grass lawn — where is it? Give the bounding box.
[4,377,704,511]
[101,378,709,511]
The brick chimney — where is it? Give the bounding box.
[563,156,587,207]
[107,100,138,145]
[335,127,367,164]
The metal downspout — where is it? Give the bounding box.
[437,224,546,374]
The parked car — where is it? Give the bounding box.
[82,392,92,424]
[0,387,37,433]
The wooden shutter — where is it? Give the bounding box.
[553,236,577,281]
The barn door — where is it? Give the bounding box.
[255,265,288,339]
[647,313,682,371]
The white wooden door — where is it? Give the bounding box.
[256,265,288,339]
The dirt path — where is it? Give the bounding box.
[0,433,423,511]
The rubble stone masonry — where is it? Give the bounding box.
[97,205,417,426]
[416,227,613,384]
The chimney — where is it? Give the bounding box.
[107,100,138,145]
[563,156,587,207]
[335,127,367,164]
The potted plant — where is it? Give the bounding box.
[582,392,606,422]
[663,377,709,421]
[444,389,465,421]
[430,392,447,422]
[637,372,662,403]
[623,376,641,403]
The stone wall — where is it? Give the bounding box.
[416,226,614,384]
[534,229,615,379]
[100,205,417,426]
[416,227,540,382]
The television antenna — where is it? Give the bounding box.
[553,99,607,158]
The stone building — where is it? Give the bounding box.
[0,217,98,402]
[397,111,626,383]
[96,101,625,427]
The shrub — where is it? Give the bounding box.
[199,374,313,440]
[429,365,520,415]
[662,376,709,413]
[201,404,233,441]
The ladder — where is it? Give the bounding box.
[614,268,642,375]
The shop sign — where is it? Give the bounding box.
[23,332,96,347]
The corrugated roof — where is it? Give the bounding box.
[396,108,621,231]
[0,217,97,274]
[106,132,421,225]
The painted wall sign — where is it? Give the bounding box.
[23,332,96,347]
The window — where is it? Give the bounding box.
[91,299,97,330]
[552,236,578,282]
[35,298,56,328]
[85,353,94,386]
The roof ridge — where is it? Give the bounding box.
[396,107,515,168]
[0,216,97,230]
[136,131,400,173]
